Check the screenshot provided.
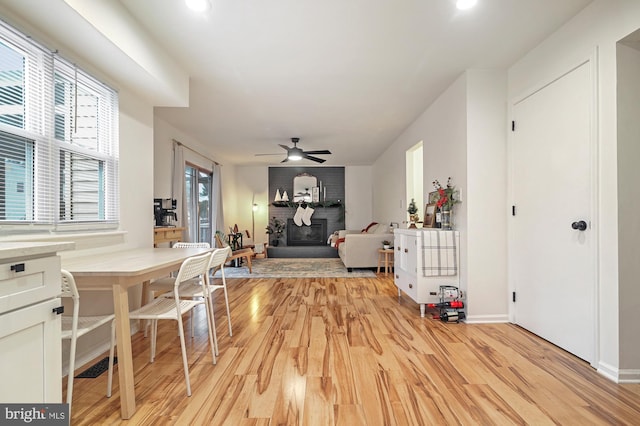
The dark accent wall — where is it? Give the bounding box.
[268,167,345,246]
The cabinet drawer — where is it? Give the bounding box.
[164,229,182,239]
[0,256,60,314]
[395,270,418,300]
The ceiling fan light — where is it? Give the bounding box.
[288,151,303,161]
[185,0,211,12]
[456,0,477,10]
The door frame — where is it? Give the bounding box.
[507,50,600,367]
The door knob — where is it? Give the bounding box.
[571,220,587,231]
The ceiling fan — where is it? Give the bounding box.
[255,138,331,163]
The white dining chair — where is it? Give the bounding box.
[146,242,211,301]
[159,246,233,356]
[60,269,116,413]
[144,242,211,338]
[127,252,215,396]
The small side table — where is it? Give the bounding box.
[377,248,394,275]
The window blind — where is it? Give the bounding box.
[0,18,118,230]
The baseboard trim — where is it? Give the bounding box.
[618,369,640,383]
[596,362,640,383]
[464,314,510,324]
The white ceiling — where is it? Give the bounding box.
[1,0,592,166]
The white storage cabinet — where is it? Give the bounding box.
[393,229,460,317]
[0,242,74,403]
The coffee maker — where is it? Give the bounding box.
[154,198,177,227]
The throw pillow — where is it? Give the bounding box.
[361,222,379,233]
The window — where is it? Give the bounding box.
[0,19,118,230]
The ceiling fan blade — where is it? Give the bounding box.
[280,157,289,163]
[303,150,331,155]
[278,144,291,151]
[255,153,283,156]
[303,154,326,163]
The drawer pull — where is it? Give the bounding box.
[396,246,400,251]
[408,283,413,289]
[10,263,25,273]
[395,274,399,279]
[52,306,64,315]
[404,248,408,253]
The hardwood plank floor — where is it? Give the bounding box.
[67,275,640,425]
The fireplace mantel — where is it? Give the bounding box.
[272,201,342,208]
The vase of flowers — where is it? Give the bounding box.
[266,216,286,246]
[432,177,460,230]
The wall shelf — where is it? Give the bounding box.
[271,200,342,208]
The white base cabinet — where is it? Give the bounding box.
[393,229,460,317]
[0,298,62,402]
[0,242,74,403]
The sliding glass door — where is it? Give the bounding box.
[185,164,212,245]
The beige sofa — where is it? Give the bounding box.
[336,223,394,271]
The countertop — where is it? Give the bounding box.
[0,242,76,261]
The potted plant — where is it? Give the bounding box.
[266,216,286,246]
[407,198,419,228]
[382,240,391,249]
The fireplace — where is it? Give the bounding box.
[287,219,327,246]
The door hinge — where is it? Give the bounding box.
[512,205,516,216]
[511,121,515,131]
[512,292,516,302]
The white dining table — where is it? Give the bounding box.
[61,247,211,419]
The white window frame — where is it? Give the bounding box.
[0,19,119,234]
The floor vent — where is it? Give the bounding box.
[75,356,117,379]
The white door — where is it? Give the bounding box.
[511,61,595,363]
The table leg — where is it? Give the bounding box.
[385,252,390,275]
[112,283,136,419]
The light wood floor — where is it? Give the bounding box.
[67,274,640,425]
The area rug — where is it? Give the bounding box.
[212,258,376,278]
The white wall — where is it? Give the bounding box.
[345,166,373,230]
[466,69,508,322]
[508,0,640,380]
[616,41,640,372]
[118,91,156,248]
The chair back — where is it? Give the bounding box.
[173,242,211,249]
[61,269,80,301]
[60,269,81,333]
[208,247,232,269]
[214,233,229,249]
[173,252,212,291]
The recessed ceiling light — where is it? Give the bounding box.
[185,0,210,12]
[456,0,477,10]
